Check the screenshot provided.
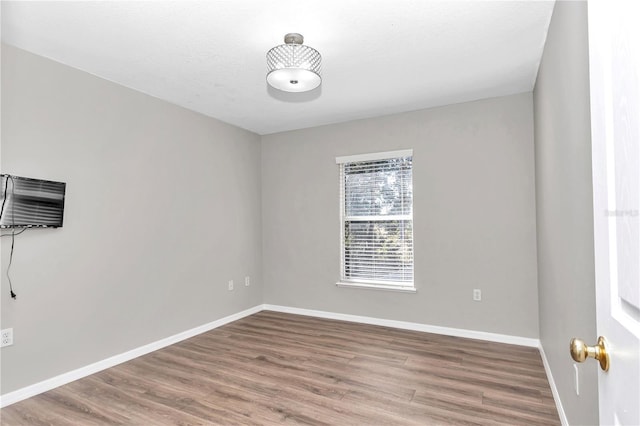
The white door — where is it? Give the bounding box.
[588,1,640,425]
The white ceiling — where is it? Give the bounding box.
[1,1,555,135]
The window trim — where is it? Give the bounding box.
[335,149,414,165]
[335,281,417,293]
[336,149,415,292]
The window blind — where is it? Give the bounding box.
[338,152,414,287]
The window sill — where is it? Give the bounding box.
[336,281,417,293]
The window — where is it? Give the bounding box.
[336,150,414,292]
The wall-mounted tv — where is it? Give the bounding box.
[0,174,66,228]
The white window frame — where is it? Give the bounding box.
[336,149,415,293]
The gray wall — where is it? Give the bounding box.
[0,44,263,394]
[262,93,540,338]
[533,2,598,425]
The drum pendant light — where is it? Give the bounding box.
[266,33,322,93]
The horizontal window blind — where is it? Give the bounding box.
[339,153,414,286]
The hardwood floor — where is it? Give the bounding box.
[0,311,560,425]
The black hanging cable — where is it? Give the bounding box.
[1,228,27,238]
[7,230,17,299]
[1,175,18,299]
[9,176,17,298]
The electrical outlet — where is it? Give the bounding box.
[1,328,14,347]
[228,280,234,291]
[473,289,482,301]
[245,276,250,287]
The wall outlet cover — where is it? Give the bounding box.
[473,289,482,301]
[1,328,14,347]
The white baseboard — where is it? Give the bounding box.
[263,304,541,347]
[539,343,569,426]
[0,304,263,408]
[1,302,543,409]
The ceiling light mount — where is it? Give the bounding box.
[283,32,304,45]
[266,33,322,93]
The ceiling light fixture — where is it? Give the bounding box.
[266,33,322,93]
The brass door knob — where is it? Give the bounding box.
[570,336,610,371]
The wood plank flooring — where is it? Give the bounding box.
[0,311,560,425]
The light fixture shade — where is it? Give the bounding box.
[267,33,322,93]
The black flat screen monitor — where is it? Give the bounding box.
[0,174,66,228]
